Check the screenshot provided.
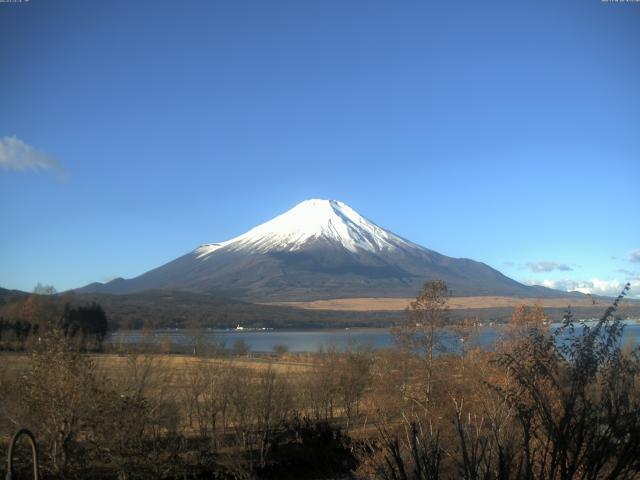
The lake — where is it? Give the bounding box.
[108,320,640,354]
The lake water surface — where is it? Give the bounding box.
[108,320,640,354]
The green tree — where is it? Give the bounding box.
[60,302,109,350]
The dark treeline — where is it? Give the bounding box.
[0,290,404,332]
[0,282,639,479]
[74,290,404,330]
[3,288,635,334]
[0,294,108,351]
[59,303,108,348]
[64,291,640,330]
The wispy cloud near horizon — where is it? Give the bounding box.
[526,261,573,273]
[0,136,67,177]
[629,250,640,263]
[529,277,640,298]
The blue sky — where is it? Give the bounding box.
[1,0,639,297]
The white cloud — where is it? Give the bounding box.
[530,277,640,298]
[629,250,640,263]
[526,261,573,272]
[0,135,66,176]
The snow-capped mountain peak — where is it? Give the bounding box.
[79,198,562,300]
[195,199,415,258]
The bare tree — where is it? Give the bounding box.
[32,283,57,295]
[19,328,99,476]
[493,283,640,480]
[252,366,293,468]
[394,280,449,410]
[337,341,373,431]
[300,346,341,421]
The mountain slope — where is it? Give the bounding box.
[77,199,573,300]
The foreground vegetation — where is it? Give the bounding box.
[0,282,639,479]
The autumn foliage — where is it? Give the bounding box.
[0,282,638,479]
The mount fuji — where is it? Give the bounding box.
[78,199,563,300]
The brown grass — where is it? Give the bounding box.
[0,352,314,378]
[261,295,604,311]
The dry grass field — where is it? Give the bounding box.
[263,295,605,311]
[0,351,315,442]
[0,352,314,379]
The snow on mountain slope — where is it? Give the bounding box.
[77,199,578,300]
[195,199,417,258]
